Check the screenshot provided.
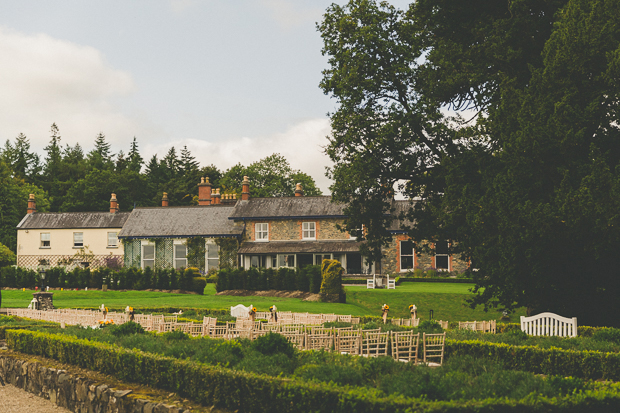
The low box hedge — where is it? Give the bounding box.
[7,329,620,412]
[446,339,620,381]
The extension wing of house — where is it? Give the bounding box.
[230,195,370,273]
[117,203,243,271]
[16,194,129,269]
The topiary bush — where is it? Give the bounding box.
[319,259,345,303]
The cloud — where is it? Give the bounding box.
[0,26,140,149]
[259,0,324,29]
[144,118,335,194]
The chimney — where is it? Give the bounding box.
[241,176,250,201]
[221,193,237,205]
[295,183,303,197]
[27,193,36,214]
[213,188,221,205]
[162,192,169,207]
[198,177,212,206]
[110,193,119,214]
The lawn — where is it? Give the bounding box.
[1,282,525,322]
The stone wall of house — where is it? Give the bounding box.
[382,236,468,274]
[245,219,349,242]
[0,354,189,413]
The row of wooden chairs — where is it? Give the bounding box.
[458,320,496,333]
[237,311,361,325]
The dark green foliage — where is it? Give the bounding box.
[593,328,620,344]
[162,329,189,341]
[418,320,444,334]
[320,0,620,327]
[251,332,295,358]
[215,266,322,293]
[0,266,205,293]
[111,321,145,337]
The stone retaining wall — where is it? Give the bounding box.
[0,355,189,413]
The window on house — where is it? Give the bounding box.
[255,223,269,241]
[400,240,414,271]
[40,233,50,248]
[349,225,363,240]
[107,232,118,247]
[206,243,219,271]
[174,244,187,270]
[435,240,450,271]
[250,255,270,268]
[314,254,331,265]
[73,232,84,248]
[278,254,295,267]
[302,222,316,239]
[142,244,155,269]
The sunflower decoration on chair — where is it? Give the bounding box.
[269,305,278,323]
[381,304,389,324]
[125,306,135,322]
[249,306,257,321]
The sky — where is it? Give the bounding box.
[0,0,412,194]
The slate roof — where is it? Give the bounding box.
[229,196,347,220]
[118,206,242,239]
[238,240,363,254]
[17,212,130,229]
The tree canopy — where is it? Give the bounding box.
[320,0,620,325]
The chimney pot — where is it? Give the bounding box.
[110,193,119,214]
[198,177,212,205]
[162,192,169,207]
[213,188,221,205]
[295,183,303,197]
[27,193,36,214]
[241,176,250,201]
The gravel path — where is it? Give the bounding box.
[0,384,71,413]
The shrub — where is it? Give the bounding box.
[111,321,146,337]
[162,329,189,341]
[251,332,295,358]
[593,328,620,344]
[418,320,444,334]
[191,277,207,294]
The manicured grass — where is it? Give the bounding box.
[1,282,525,322]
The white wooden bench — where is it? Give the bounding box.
[520,312,577,337]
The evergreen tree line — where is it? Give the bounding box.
[0,123,322,253]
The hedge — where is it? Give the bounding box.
[7,330,620,412]
[446,339,620,381]
[0,266,206,294]
[216,266,322,293]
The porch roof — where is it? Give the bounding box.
[238,240,363,254]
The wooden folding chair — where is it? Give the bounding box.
[305,333,333,351]
[422,332,446,366]
[391,331,420,362]
[281,332,305,350]
[361,331,389,358]
[335,330,361,355]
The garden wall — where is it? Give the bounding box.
[0,354,189,413]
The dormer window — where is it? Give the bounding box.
[255,223,269,241]
[302,222,316,240]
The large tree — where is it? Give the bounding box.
[220,153,322,198]
[320,0,620,325]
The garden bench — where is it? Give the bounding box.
[422,333,446,366]
[366,278,375,289]
[387,276,396,289]
[391,331,420,363]
[520,312,577,337]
